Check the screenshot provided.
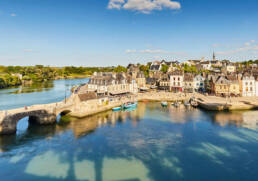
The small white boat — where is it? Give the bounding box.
[161,102,168,106]
[184,101,191,107]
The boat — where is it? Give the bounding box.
[184,101,191,107]
[122,102,138,109]
[161,102,168,106]
[173,101,181,107]
[174,102,179,107]
[112,107,121,111]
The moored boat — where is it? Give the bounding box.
[161,101,168,106]
[184,101,191,107]
[122,102,138,109]
[112,107,121,111]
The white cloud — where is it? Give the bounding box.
[10,13,16,17]
[108,0,125,9]
[125,49,137,53]
[108,0,181,13]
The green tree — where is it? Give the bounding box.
[161,64,169,73]
[114,65,127,73]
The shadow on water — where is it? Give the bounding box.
[0,102,258,181]
[6,81,55,94]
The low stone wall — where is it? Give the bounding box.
[137,92,193,102]
[196,94,258,111]
[69,95,136,118]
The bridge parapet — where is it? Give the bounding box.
[0,101,73,135]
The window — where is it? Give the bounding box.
[250,82,253,85]
[250,87,253,91]
[246,82,248,86]
[174,77,175,81]
[246,87,248,91]
[178,77,180,81]
[224,85,226,89]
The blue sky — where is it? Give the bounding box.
[0,0,258,66]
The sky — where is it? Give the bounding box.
[0,0,258,67]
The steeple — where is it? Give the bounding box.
[213,52,216,61]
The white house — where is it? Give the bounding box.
[170,71,184,92]
[242,74,255,97]
[255,77,258,96]
[193,74,205,91]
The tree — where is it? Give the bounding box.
[114,65,127,73]
[161,64,169,73]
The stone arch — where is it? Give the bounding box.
[0,110,56,135]
[56,109,72,117]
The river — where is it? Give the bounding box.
[0,78,258,181]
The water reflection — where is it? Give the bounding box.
[0,78,88,110]
[0,103,258,181]
[212,111,258,130]
[8,81,54,94]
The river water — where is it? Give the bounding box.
[0,79,258,181]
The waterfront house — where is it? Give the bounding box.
[226,75,240,96]
[136,72,146,89]
[193,74,205,92]
[213,76,230,97]
[256,76,258,97]
[183,74,194,93]
[207,74,220,94]
[169,71,184,92]
[158,74,170,91]
[242,73,255,97]
[87,72,138,96]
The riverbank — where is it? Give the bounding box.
[196,94,258,111]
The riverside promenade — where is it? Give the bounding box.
[1,91,258,135]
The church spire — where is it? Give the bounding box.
[213,52,216,61]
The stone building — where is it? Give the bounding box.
[136,72,146,89]
[86,72,138,96]
[183,73,194,93]
[158,74,170,91]
[213,76,230,96]
[226,75,240,96]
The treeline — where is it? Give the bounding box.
[0,65,128,88]
[0,74,21,89]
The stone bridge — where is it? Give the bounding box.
[0,101,74,135]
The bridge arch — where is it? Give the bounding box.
[0,110,56,135]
